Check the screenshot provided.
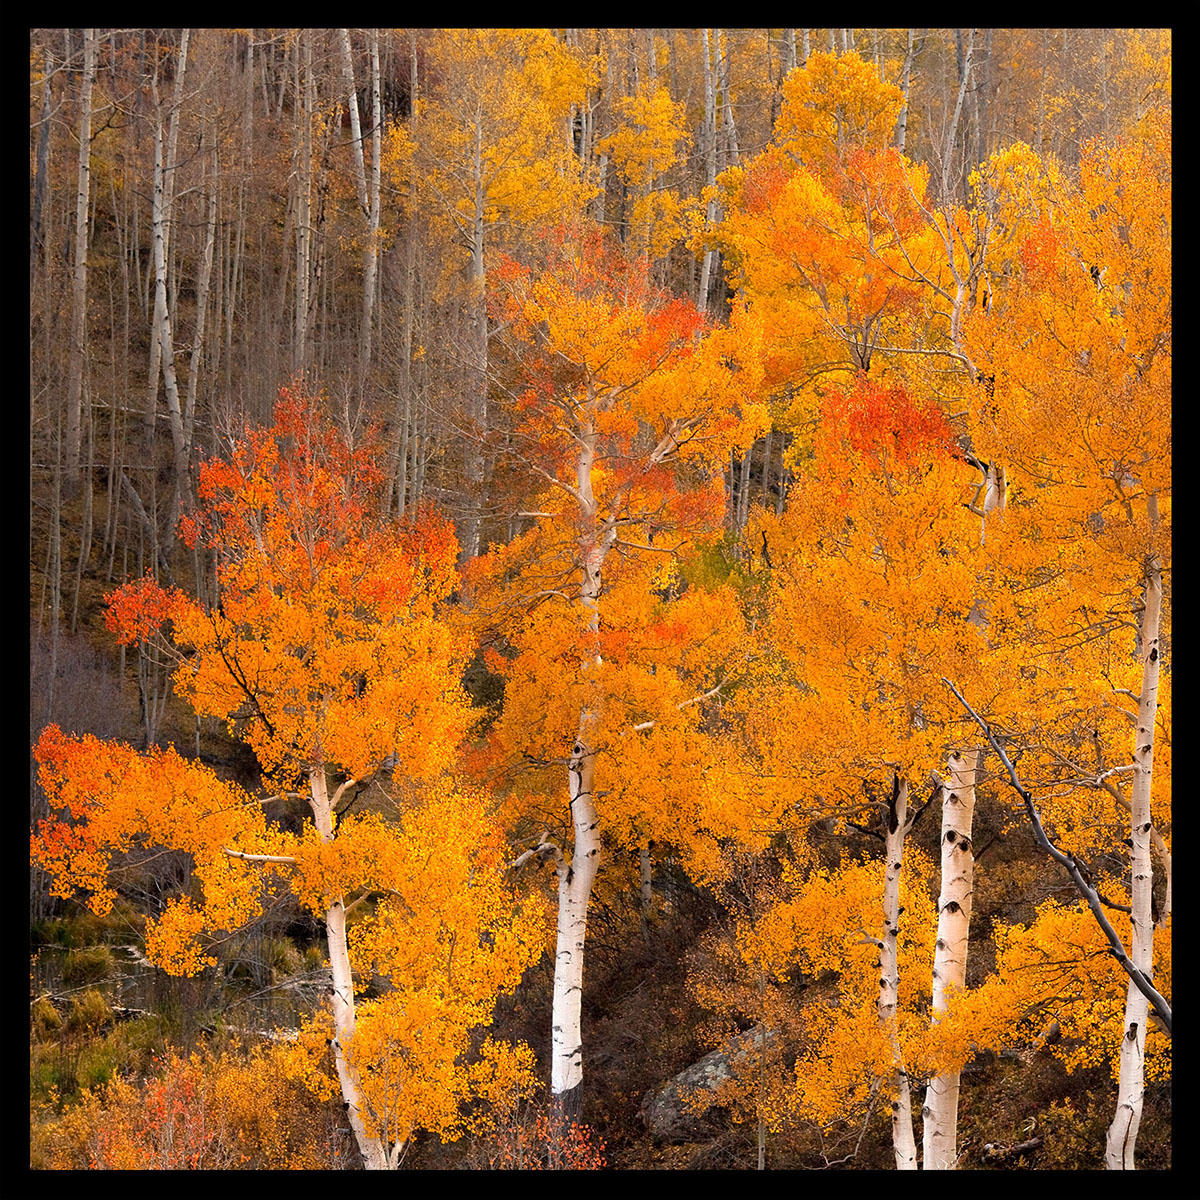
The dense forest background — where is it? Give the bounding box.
[30,28,1170,1170]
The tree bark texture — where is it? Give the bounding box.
[1104,556,1162,1170]
[880,775,918,1169]
[65,28,96,485]
[922,749,979,1169]
[309,767,400,1170]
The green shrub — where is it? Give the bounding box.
[31,994,62,1041]
[264,936,303,979]
[66,988,112,1035]
[62,945,114,987]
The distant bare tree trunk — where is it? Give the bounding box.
[294,31,315,371]
[32,49,53,284]
[459,101,490,564]
[149,31,191,543]
[185,134,219,461]
[65,28,97,486]
[896,29,916,153]
[363,31,383,384]
[70,379,95,634]
[718,31,739,166]
[734,439,754,532]
[340,29,383,394]
[760,426,774,504]
[940,30,974,205]
[697,30,719,314]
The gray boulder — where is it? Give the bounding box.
[640,1025,778,1143]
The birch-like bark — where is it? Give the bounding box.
[65,28,96,485]
[697,30,719,315]
[309,767,400,1170]
[718,31,740,166]
[184,136,219,459]
[922,750,979,1170]
[459,104,490,564]
[149,33,191,538]
[734,439,754,532]
[1105,552,1162,1170]
[550,411,607,1125]
[294,31,314,371]
[940,30,973,206]
[895,29,916,153]
[340,29,382,389]
[782,29,797,74]
[363,31,382,381]
[879,775,918,1169]
[31,48,53,270]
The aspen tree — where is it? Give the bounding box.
[32,391,541,1169]
[477,228,765,1127]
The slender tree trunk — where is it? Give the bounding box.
[362,31,383,385]
[782,29,797,75]
[760,425,774,504]
[31,49,53,274]
[459,105,489,564]
[719,31,740,166]
[70,378,95,633]
[880,775,918,1169]
[184,136,219,462]
[922,750,980,1169]
[697,30,719,315]
[1105,547,1162,1170]
[550,409,608,1131]
[66,28,97,486]
[734,439,754,532]
[896,30,916,153]
[149,67,189,541]
[309,767,399,1170]
[294,31,314,372]
[940,30,973,205]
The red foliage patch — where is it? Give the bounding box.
[819,375,954,467]
[104,575,178,646]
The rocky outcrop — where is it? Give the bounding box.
[640,1025,778,1143]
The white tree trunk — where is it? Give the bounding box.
[940,30,974,205]
[149,36,191,534]
[880,775,918,1169]
[550,730,602,1122]
[294,32,314,371]
[550,414,608,1125]
[922,749,979,1169]
[697,29,719,315]
[362,31,382,381]
[1105,554,1162,1169]
[66,27,96,485]
[184,136,219,458]
[309,768,399,1170]
[895,29,916,153]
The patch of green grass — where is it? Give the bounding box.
[62,944,114,987]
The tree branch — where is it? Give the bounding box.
[223,847,298,865]
[941,678,1171,1036]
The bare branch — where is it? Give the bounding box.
[223,847,298,865]
[941,678,1171,1037]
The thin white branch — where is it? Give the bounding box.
[223,847,298,865]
